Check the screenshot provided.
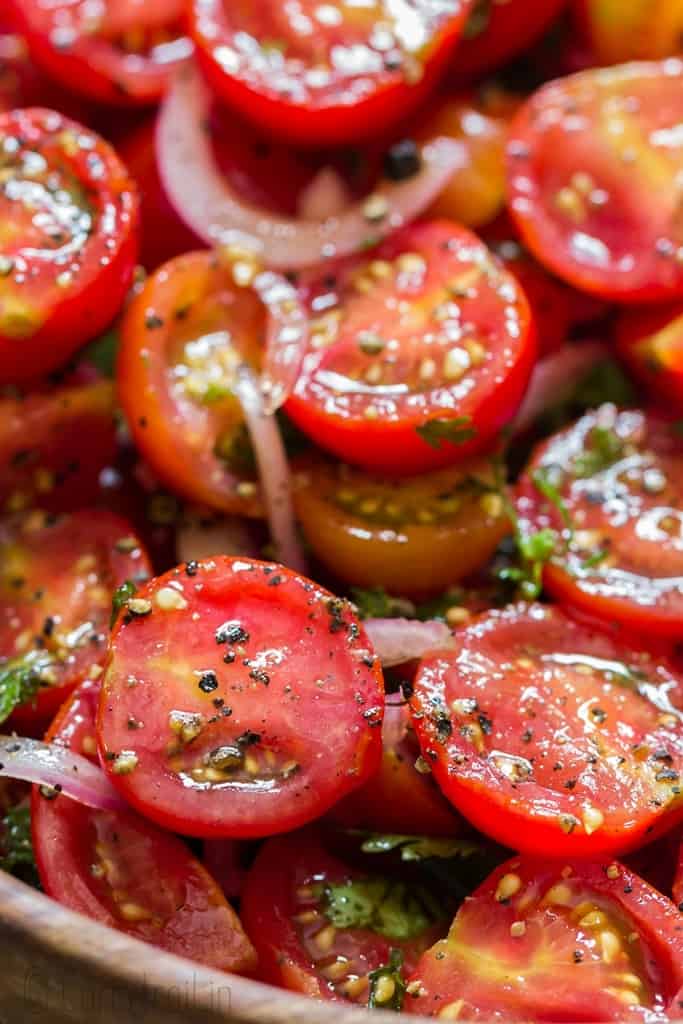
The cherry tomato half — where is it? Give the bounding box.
[0,369,116,515]
[293,453,510,596]
[98,557,384,839]
[406,856,683,1020]
[8,0,191,107]
[452,0,568,81]
[0,31,88,118]
[241,828,448,1004]
[0,509,151,735]
[328,703,462,837]
[189,0,474,147]
[286,220,535,476]
[616,302,683,407]
[575,0,683,64]
[0,108,138,383]
[410,602,683,858]
[32,678,256,972]
[517,405,683,637]
[117,250,266,517]
[508,61,683,303]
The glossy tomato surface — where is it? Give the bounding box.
[241,828,449,1004]
[293,453,510,595]
[453,0,567,80]
[410,603,683,858]
[189,0,474,146]
[517,405,683,636]
[98,557,384,838]
[32,678,256,972]
[0,509,150,735]
[508,61,683,302]
[575,0,683,63]
[406,856,683,1019]
[0,108,138,382]
[286,220,535,476]
[8,0,191,106]
[118,250,266,517]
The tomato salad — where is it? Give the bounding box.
[3,2,683,1022]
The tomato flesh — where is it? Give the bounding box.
[0,108,138,382]
[32,678,256,972]
[241,828,448,1003]
[0,509,151,735]
[517,406,683,636]
[452,0,567,80]
[508,61,683,302]
[293,453,510,595]
[286,220,535,476]
[98,557,384,839]
[575,0,683,64]
[189,0,474,146]
[410,603,683,858]
[406,856,683,1020]
[8,0,191,106]
[616,302,683,407]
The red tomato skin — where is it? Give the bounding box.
[452,0,567,80]
[410,603,683,859]
[616,302,683,406]
[32,678,257,973]
[328,703,462,836]
[285,221,536,476]
[0,31,89,118]
[7,1,189,107]
[2,509,151,737]
[241,828,441,1000]
[189,0,474,147]
[0,108,138,383]
[674,841,683,909]
[405,856,683,1020]
[98,557,384,839]
[507,62,683,303]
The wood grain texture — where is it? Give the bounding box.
[0,870,410,1024]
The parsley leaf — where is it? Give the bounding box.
[0,650,54,724]
[573,426,624,478]
[83,327,118,378]
[368,949,406,1011]
[110,579,138,627]
[350,587,416,620]
[360,835,482,862]
[0,805,40,887]
[321,878,445,941]
[416,417,476,450]
[530,467,574,539]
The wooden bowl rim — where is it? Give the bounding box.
[0,867,429,1022]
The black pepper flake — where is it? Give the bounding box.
[223,650,236,664]
[655,768,679,782]
[521,729,533,743]
[216,620,249,645]
[237,730,261,748]
[198,671,219,693]
[249,668,270,686]
[623,884,633,894]
[478,713,493,735]
[383,138,421,181]
[573,950,583,964]
[185,560,199,577]
[563,779,577,790]
[145,313,164,330]
[267,575,283,587]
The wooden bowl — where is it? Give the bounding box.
[0,868,418,1023]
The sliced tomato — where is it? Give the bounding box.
[674,838,683,909]
[410,602,683,858]
[0,31,89,117]
[508,61,683,303]
[8,0,191,107]
[575,1,683,64]
[517,405,683,636]
[328,702,462,837]
[286,221,535,476]
[293,453,510,596]
[0,509,151,735]
[452,0,567,80]
[117,250,270,517]
[417,88,520,230]
[241,828,449,1004]
[405,855,683,1020]
[189,0,474,147]
[616,302,683,407]
[32,678,256,972]
[98,557,384,839]
[0,108,138,383]
[0,369,117,515]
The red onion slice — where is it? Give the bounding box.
[297,167,352,221]
[0,735,128,813]
[365,618,454,668]
[157,61,466,271]
[233,364,307,574]
[252,270,309,414]
[512,341,610,435]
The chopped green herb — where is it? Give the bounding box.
[350,587,415,620]
[368,949,406,1011]
[82,327,118,378]
[581,549,608,570]
[321,878,445,941]
[463,0,491,40]
[0,650,54,724]
[530,467,573,539]
[573,426,625,479]
[416,417,477,450]
[0,805,40,887]
[111,579,138,627]
[361,834,482,862]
